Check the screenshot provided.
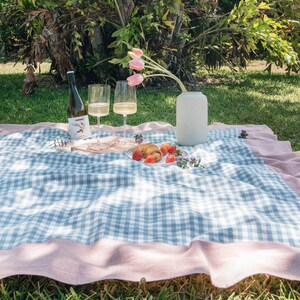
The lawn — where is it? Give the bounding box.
[0,66,300,299]
[1,70,299,151]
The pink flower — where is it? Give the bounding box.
[126,47,187,91]
[127,74,144,86]
[128,51,139,60]
[129,59,145,71]
[128,49,143,60]
[132,48,143,57]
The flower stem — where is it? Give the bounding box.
[114,0,125,27]
[142,56,187,92]
[146,74,187,92]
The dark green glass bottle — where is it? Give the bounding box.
[67,71,91,139]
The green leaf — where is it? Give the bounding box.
[162,10,169,21]
[257,2,271,10]
[163,20,174,29]
[66,0,76,7]
[109,56,129,68]
[74,31,81,39]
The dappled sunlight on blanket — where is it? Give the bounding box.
[0,122,300,287]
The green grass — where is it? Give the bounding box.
[1,273,300,299]
[1,72,299,150]
[0,71,300,299]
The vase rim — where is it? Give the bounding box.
[181,91,203,94]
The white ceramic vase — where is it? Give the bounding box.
[176,91,208,146]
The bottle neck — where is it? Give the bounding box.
[67,71,76,85]
[69,81,76,92]
[67,72,77,97]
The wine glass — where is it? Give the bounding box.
[88,84,110,150]
[113,80,137,145]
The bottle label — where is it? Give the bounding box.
[68,115,91,140]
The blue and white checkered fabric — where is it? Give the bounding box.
[0,128,299,250]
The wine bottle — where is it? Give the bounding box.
[67,71,91,140]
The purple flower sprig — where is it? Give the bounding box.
[176,155,202,169]
[239,130,248,139]
[134,134,144,144]
[53,138,73,148]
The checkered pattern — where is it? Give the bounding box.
[0,128,299,250]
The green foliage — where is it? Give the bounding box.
[0,0,122,81]
[219,0,241,13]
[0,0,299,84]
[226,0,298,69]
[0,1,26,59]
[178,0,299,74]
[267,0,300,73]
[109,9,160,57]
[109,0,299,82]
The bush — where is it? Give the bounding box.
[0,0,298,84]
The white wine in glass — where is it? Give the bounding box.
[88,102,110,117]
[88,84,111,150]
[113,102,137,115]
[113,80,137,141]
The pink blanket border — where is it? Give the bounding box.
[0,122,299,288]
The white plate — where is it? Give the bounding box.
[124,147,187,167]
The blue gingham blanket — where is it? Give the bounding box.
[0,127,299,250]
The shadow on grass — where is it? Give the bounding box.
[203,72,300,150]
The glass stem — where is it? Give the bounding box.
[97,116,101,142]
[123,114,127,138]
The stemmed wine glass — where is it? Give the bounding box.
[88,84,110,150]
[113,80,137,145]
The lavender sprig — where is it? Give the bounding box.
[134,134,144,144]
[176,155,202,169]
[238,130,248,139]
[53,138,73,148]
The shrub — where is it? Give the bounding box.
[0,0,298,84]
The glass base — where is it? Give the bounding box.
[87,142,109,152]
[116,137,136,147]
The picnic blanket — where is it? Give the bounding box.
[0,122,299,287]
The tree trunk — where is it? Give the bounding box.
[116,0,134,26]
